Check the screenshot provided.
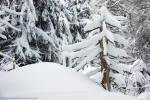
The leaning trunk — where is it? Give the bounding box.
[99,40,110,91]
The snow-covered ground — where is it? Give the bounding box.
[0,62,142,100]
[138,92,150,100]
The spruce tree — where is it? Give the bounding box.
[62,5,128,91]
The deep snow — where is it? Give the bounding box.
[0,62,140,100]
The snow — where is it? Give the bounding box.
[129,71,147,86]
[0,62,138,100]
[1,62,19,71]
[59,0,66,5]
[20,2,27,24]
[102,21,114,42]
[62,32,104,52]
[0,34,7,39]
[105,29,114,42]
[111,63,132,74]
[26,0,37,21]
[84,6,124,33]
[63,46,99,59]
[103,37,107,55]
[84,16,103,32]
[81,65,100,77]
[79,65,103,84]
[100,6,121,28]
[2,6,23,16]
[114,34,128,45]
[0,11,5,15]
[0,19,21,31]
[138,92,150,100]
[75,48,101,71]
[107,42,129,57]
[112,73,126,87]
[130,59,147,72]
[114,16,127,21]
[0,52,14,60]
[34,27,57,48]
[90,72,103,84]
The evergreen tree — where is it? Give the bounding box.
[126,59,150,96]
[0,0,75,66]
[62,5,128,91]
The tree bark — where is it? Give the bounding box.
[99,40,110,91]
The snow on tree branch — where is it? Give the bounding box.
[0,33,7,39]
[2,6,23,16]
[84,6,126,33]
[84,16,103,32]
[114,34,128,45]
[75,48,101,71]
[62,5,131,91]
[0,19,21,31]
[33,27,57,49]
[26,0,37,21]
[62,32,104,52]
[63,45,99,59]
[0,52,14,60]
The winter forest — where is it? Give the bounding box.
[0,0,150,100]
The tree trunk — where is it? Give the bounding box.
[99,40,110,91]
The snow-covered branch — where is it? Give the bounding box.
[0,52,14,60]
[34,27,57,48]
[62,32,104,52]
[2,6,23,16]
[0,19,21,31]
[114,34,128,45]
[84,6,125,33]
[26,0,37,21]
[84,16,103,32]
[75,48,101,71]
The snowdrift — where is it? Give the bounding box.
[0,62,138,100]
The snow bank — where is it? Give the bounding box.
[0,62,138,100]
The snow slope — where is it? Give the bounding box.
[0,62,138,100]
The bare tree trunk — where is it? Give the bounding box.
[99,40,110,91]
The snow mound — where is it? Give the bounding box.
[0,62,138,100]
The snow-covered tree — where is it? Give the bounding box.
[0,0,149,96]
[126,0,150,65]
[0,0,21,69]
[33,0,73,63]
[63,5,128,91]
[65,0,91,42]
[0,0,76,66]
[127,59,150,96]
